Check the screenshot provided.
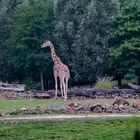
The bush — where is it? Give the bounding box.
[95,76,116,89]
[122,71,137,87]
[23,79,42,90]
[23,79,36,90]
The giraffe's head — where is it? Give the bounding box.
[41,40,52,48]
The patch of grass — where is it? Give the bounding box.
[0,118,139,140]
[0,99,65,111]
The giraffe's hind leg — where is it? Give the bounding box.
[60,77,66,100]
[65,76,69,100]
[60,80,64,97]
[59,77,64,98]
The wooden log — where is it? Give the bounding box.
[31,88,139,99]
[0,83,25,92]
[33,93,51,99]
[73,88,136,97]
[128,83,140,91]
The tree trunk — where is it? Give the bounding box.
[44,78,48,91]
[40,71,44,91]
[138,75,140,85]
[118,77,122,88]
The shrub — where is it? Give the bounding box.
[95,76,116,89]
[9,109,21,116]
[23,79,41,90]
[122,70,137,87]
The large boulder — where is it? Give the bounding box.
[90,104,103,113]
[66,102,82,113]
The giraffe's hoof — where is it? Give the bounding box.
[53,97,57,100]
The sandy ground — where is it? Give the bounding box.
[0,114,140,122]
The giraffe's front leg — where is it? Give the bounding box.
[60,77,64,98]
[60,82,64,97]
[54,73,58,99]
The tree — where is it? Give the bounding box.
[1,0,55,90]
[0,0,25,82]
[109,0,140,86]
[54,0,120,85]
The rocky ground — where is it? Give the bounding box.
[0,88,140,117]
[0,99,140,117]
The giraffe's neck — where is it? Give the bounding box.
[50,45,62,65]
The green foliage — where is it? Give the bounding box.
[9,109,21,116]
[0,0,139,88]
[95,76,116,89]
[55,0,119,83]
[120,69,137,87]
[23,78,37,90]
[0,0,54,88]
[109,1,140,84]
[0,0,121,88]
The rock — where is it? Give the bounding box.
[67,106,76,114]
[118,104,126,112]
[44,108,52,114]
[132,102,140,110]
[34,106,44,114]
[90,104,103,113]
[66,102,82,113]
[93,106,102,113]
[82,105,91,112]
[105,109,113,113]
[113,99,129,106]
[22,108,34,115]
[0,112,2,117]
[75,106,83,111]
[103,104,113,113]
[68,103,75,107]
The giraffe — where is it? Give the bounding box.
[41,40,70,100]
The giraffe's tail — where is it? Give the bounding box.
[68,71,71,79]
[68,73,72,92]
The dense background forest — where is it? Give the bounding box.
[0,0,139,90]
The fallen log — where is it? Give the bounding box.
[31,90,52,99]
[33,93,51,99]
[69,88,140,99]
[31,88,139,99]
[0,83,25,92]
[128,83,140,92]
